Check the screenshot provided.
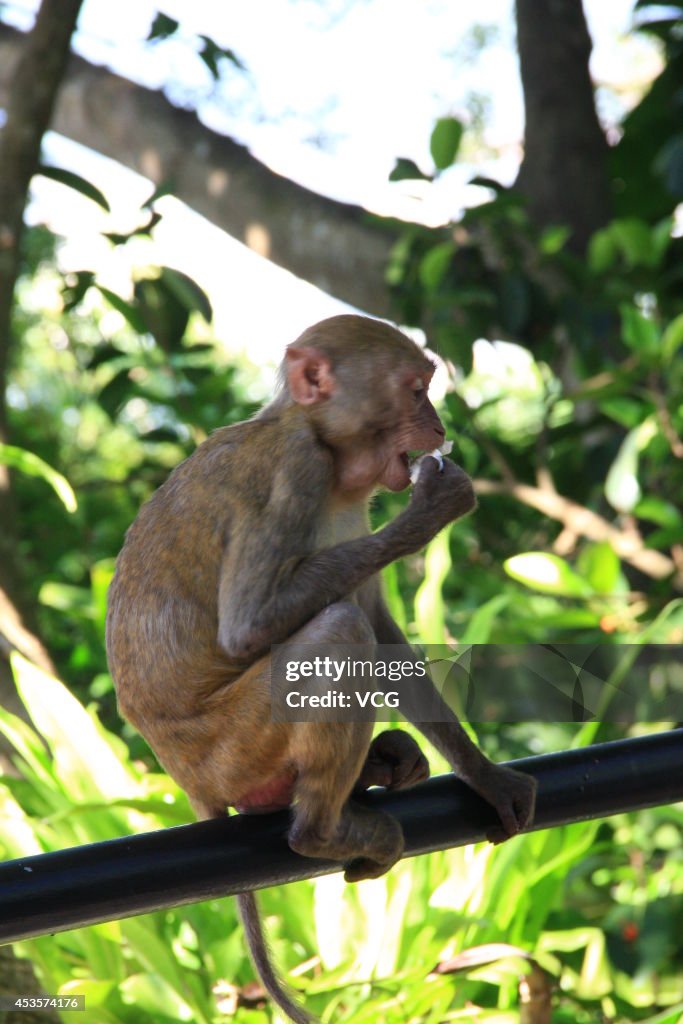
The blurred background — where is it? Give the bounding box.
[0,1,682,1021]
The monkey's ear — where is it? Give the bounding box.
[286,346,336,405]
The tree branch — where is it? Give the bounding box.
[474,477,681,586]
[0,21,403,316]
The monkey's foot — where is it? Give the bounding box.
[476,764,537,844]
[289,801,404,880]
[355,729,430,792]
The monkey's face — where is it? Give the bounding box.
[321,366,446,494]
[371,368,446,492]
[284,319,446,494]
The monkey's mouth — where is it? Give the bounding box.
[405,450,425,474]
[407,440,453,484]
[401,450,424,479]
[380,451,414,492]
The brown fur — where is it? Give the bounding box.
[106,315,536,1023]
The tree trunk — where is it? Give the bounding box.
[0,0,80,1002]
[514,0,611,250]
[0,0,84,619]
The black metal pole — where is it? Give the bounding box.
[0,730,681,944]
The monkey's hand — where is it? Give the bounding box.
[355,729,430,792]
[409,440,453,483]
[473,763,537,844]
[407,458,476,539]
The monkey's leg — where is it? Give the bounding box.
[289,776,405,883]
[355,729,430,792]
[283,602,405,883]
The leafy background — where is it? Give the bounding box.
[1,1,683,1022]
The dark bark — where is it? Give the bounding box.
[514,0,611,250]
[0,0,84,435]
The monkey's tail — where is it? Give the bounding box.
[237,891,315,1024]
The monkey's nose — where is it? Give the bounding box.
[434,423,446,439]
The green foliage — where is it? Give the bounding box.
[37,166,111,212]
[4,9,683,1020]
[9,190,256,713]
[0,443,77,512]
[389,157,432,183]
[385,139,683,647]
[146,14,246,83]
[430,117,464,171]
[2,656,682,1023]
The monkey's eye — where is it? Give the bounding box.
[412,381,425,401]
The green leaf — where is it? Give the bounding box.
[389,157,432,182]
[198,35,245,79]
[539,224,571,254]
[661,312,683,362]
[9,653,139,802]
[0,706,54,788]
[611,217,657,267]
[460,594,509,643]
[160,267,213,323]
[147,13,179,41]
[576,543,622,595]
[504,553,594,597]
[636,1005,683,1024]
[135,276,190,351]
[605,431,640,513]
[121,919,212,1022]
[381,562,408,633]
[635,496,682,527]
[414,526,453,643]
[139,426,183,443]
[97,286,148,334]
[430,117,464,170]
[620,304,661,361]
[599,397,648,429]
[469,175,506,192]
[418,241,455,292]
[39,582,93,617]
[86,341,127,370]
[91,558,116,634]
[143,180,175,208]
[0,443,77,512]
[102,210,162,245]
[60,979,115,1008]
[605,418,658,513]
[37,165,110,212]
[652,215,674,263]
[588,228,617,273]
[62,270,95,311]
[97,366,135,417]
[120,973,194,1021]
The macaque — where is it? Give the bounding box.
[106,314,536,1024]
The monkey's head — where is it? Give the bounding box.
[284,315,446,493]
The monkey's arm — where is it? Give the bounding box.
[217,458,475,662]
[370,597,537,840]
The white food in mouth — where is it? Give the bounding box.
[409,439,453,484]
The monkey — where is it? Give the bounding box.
[106,314,536,1024]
